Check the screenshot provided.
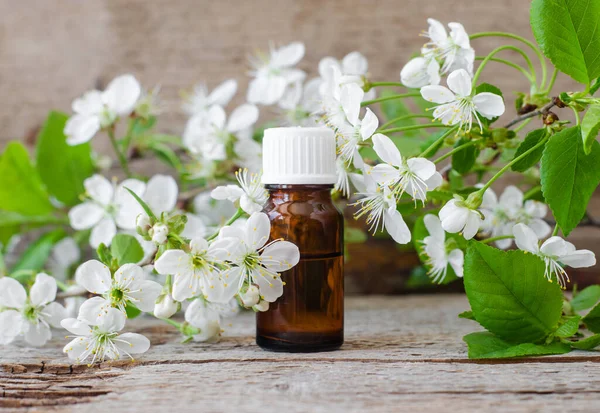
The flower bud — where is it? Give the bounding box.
[151,223,169,244]
[240,285,260,307]
[153,293,179,319]
[136,214,152,235]
[253,300,270,312]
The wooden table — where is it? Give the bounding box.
[2,295,599,412]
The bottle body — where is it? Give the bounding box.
[256,184,344,352]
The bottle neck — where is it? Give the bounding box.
[264,184,334,202]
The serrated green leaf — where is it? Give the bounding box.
[531,0,600,85]
[0,142,53,215]
[570,333,600,349]
[511,129,547,172]
[555,316,582,338]
[110,234,144,265]
[464,242,563,343]
[451,137,479,174]
[583,302,600,333]
[581,104,600,155]
[463,331,571,359]
[458,311,475,320]
[11,229,65,273]
[571,285,600,311]
[541,126,600,235]
[35,111,94,205]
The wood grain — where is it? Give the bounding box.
[2,295,600,412]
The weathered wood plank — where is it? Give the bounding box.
[1,295,600,412]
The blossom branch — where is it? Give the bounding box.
[503,100,557,129]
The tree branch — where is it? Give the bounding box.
[503,100,557,129]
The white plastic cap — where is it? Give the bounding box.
[261,127,337,185]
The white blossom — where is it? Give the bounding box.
[513,223,596,288]
[182,79,238,116]
[421,214,464,283]
[47,237,81,281]
[424,19,475,75]
[211,169,268,215]
[318,51,375,101]
[218,212,300,303]
[65,74,141,145]
[183,104,259,161]
[153,292,179,319]
[68,174,145,248]
[62,307,150,364]
[421,69,505,131]
[247,42,306,105]
[75,260,162,323]
[400,49,441,88]
[438,198,483,240]
[370,133,442,202]
[0,274,66,346]
[278,78,322,126]
[184,298,239,342]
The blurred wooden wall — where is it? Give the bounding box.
[1,0,598,289]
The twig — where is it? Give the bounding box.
[504,100,557,129]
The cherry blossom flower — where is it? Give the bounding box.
[153,237,230,302]
[153,291,179,319]
[336,83,379,166]
[247,42,306,105]
[0,274,66,346]
[421,69,505,131]
[480,186,550,249]
[75,260,162,324]
[400,49,441,88]
[65,74,141,145]
[218,212,300,303]
[513,223,596,288]
[183,104,259,161]
[182,79,238,116]
[183,298,239,342]
[352,168,411,244]
[421,214,464,283]
[370,133,442,202]
[62,307,150,364]
[68,174,145,248]
[211,169,268,215]
[278,78,322,126]
[438,198,483,240]
[424,19,475,75]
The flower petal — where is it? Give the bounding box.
[130,280,163,312]
[342,51,368,75]
[240,194,263,215]
[114,332,151,354]
[473,92,505,119]
[447,249,464,277]
[154,249,190,275]
[407,157,436,180]
[211,185,244,202]
[340,83,364,126]
[90,217,117,249]
[23,322,52,347]
[272,42,305,67]
[560,250,596,268]
[30,273,58,307]
[512,223,540,254]
[84,175,114,206]
[208,79,238,107]
[171,270,197,302]
[261,241,300,272]
[528,218,552,239]
[499,185,524,210]
[64,114,101,145]
[0,277,27,309]
[360,108,379,140]
[420,85,456,104]
[462,212,481,240]
[370,163,400,187]
[61,318,93,336]
[439,200,468,234]
[427,18,448,45]
[448,22,471,49]
[63,336,92,361]
[0,310,24,344]
[77,296,111,327]
[97,307,126,333]
[75,259,112,294]
[114,179,147,230]
[69,202,105,230]
[144,174,178,215]
[102,74,141,116]
[245,212,271,250]
[384,208,411,244]
[72,90,103,115]
[424,214,445,241]
[372,133,402,166]
[252,269,284,302]
[226,104,259,133]
[446,69,472,97]
[40,302,67,328]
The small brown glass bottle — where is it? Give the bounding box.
[257,127,344,352]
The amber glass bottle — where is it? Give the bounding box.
[257,127,344,352]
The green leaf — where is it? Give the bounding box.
[0,142,53,215]
[149,142,183,172]
[541,126,600,235]
[555,316,581,338]
[458,311,475,320]
[125,303,143,319]
[511,129,547,172]
[463,332,571,359]
[451,137,479,174]
[464,242,563,343]
[583,302,600,333]
[474,83,503,125]
[35,111,94,206]
[581,104,600,155]
[124,188,157,220]
[570,333,600,349]
[591,78,600,95]
[110,234,144,265]
[531,0,600,85]
[571,285,600,311]
[11,229,65,273]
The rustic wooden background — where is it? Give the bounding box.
[1,0,598,290]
